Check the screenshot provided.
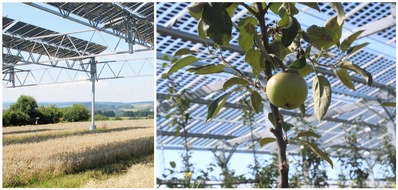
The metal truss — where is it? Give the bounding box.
[2,57,153,88]
[3,17,153,88]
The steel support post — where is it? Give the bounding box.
[90,57,97,131]
[126,15,134,52]
[10,67,15,88]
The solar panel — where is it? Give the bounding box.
[2,54,22,64]
[2,17,14,30]
[46,3,154,47]
[155,2,396,156]
[3,18,107,58]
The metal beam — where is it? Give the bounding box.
[157,93,382,130]
[157,133,381,153]
[157,145,273,155]
[348,15,396,39]
[158,130,237,140]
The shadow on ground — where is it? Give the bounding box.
[3,126,150,146]
[3,129,53,135]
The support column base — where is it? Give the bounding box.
[89,125,96,131]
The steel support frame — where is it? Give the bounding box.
[2,57,153,88]
[90,57,96,131]
[157,131,382,154]
[3,29,153,87]
[157,93,383,130]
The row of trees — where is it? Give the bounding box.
[3,95,90,127]
[121,110,154,118]
[3,95,154,127]
[159,122,396,188]
[95,110,116,117]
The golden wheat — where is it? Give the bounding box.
[2,120,154,187]
[84,155,154,188]
[3,120,152,138]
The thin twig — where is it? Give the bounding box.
[270,54,286,70]
[264,2,273,13]
[240,3,257,15]
[308,57,336,68]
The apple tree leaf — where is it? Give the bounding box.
[268,113,276,127]
[282,122,294,133]
[187,64,225,75]
[289,56,306,69]
[340,30,365,52]
[188,3,206,19]
[300,140,334,168]
[281,16,299,47]
[245,48,265,76]
[168,56,199,75]
[202,3,233,47]
[260,137,276,147]
[298,63,313,78]
[206,92,232,123]
[292,131,320,140]
[250,90,263,113]
[340,60,372,86]
[347,42,369,57]
[223,77,250,91]
[306,25,339,49]
[238,17,257,52]
[174,48,197,57]
[313,74,332,121]
[381,102,396,107]
[225,3,239,17]
[334,68,355,90]
[329,2,345,26]
[197,19,207,41]
[325,16,343,40]
[299,103,306,117]
[170,161,176,168]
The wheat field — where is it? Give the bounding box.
[2,120,154,187]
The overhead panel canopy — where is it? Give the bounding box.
[2,54,22,65]
[45,3,154,48]
[156,2,396,156]
[2,17,14,29]
[2,17,107,59]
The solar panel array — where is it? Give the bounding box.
[2,17,107,59]
[46,3,154,48]
[156,2,396,156]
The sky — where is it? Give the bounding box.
[2,3,154,103]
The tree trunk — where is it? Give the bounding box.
[255,3,290,188]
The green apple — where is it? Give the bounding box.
[266,71,308,110]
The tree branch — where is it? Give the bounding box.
[240,3,257,16]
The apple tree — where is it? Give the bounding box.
[165,2,372,187]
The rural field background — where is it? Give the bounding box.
[3,119,154,188]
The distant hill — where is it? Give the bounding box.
[2,101,154,111]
